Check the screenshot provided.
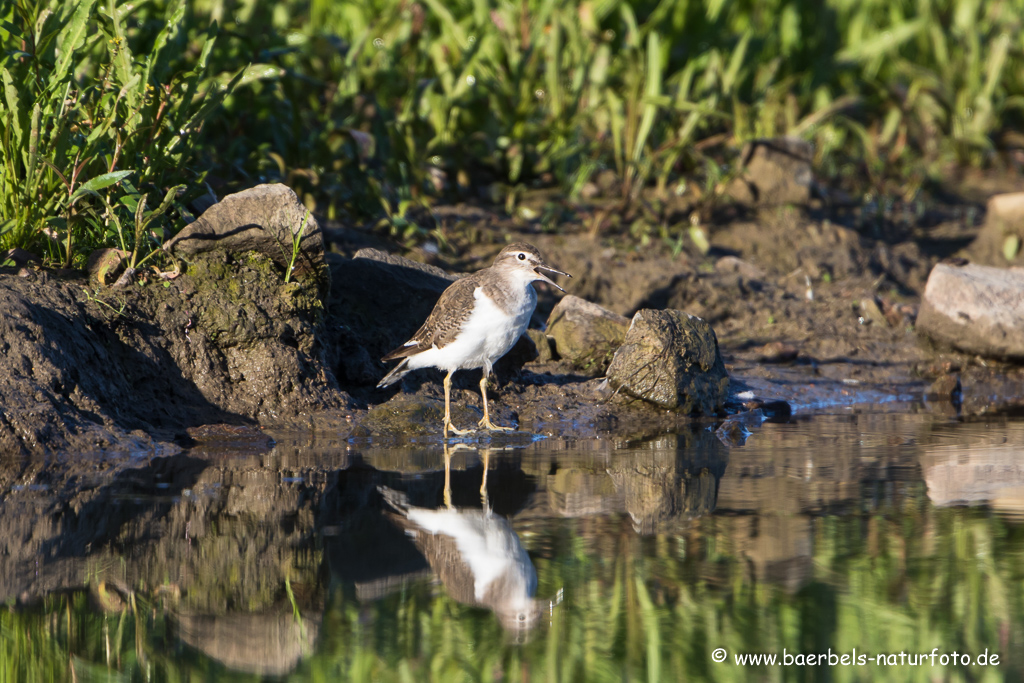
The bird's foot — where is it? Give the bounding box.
[478,418,515,432]
[443,420,474,437]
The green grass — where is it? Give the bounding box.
[2,0,1023,265]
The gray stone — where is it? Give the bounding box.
[714,255,765,281]
[2,248,41,270]
[726,137,814,206]
[859,297,889,327]
[350,248,455,280]
[916,263,1024,360]
[605,433,728,534]
[176,613,318,678]
[357,393,479,437]
[966,192,1024,266]
[606,309,729,412]
[545,295,630,374]
[165,184,325,282]
[495,333,539,375]
[525,329,555,363]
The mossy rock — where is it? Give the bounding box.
[545,295,629,375]
[360,392,480,437]
[606,309,729,413]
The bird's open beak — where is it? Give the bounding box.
[534,263,571,292]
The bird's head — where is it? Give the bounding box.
[495,599,546,640]
[493,242,571,291]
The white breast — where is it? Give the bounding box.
[409,285,536,373]
[405,508,533,603]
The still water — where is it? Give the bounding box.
[2,410,1023,681]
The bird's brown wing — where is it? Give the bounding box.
[384,511,481,607]
[381,274,482,361]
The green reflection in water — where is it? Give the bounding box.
[1,417,1023,682]
[3,506,1021,681]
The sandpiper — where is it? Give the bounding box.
[377,243,570,437]
[379,479,544,635]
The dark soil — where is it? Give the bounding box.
[0,252,342,455]
[1,192,1022,457]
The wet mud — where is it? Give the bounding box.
[2,195,1023,456]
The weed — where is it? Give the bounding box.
[4,0,1023,261]
[284,209,310,284]
[0,0,244,266]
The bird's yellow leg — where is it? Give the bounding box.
[443,371,472,437]
[443,442,453,509]
[479,448,490,508]
[478,373,514,431]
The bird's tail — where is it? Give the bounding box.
[378,485,410,513]
[377,358,411,388]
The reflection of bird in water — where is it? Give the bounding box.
[380,448,544,635]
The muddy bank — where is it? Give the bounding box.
[2,184,1023,455]
[0,251,343,455]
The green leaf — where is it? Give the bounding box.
[70,170,133,203]
[632,31,662,165]
[836,18,925,64]
[689,225,710,255]
[1,19,22,39]
[25,104,40,197]
[420,0,467,48]
[1003,235,1021,262]
[104,0,136,103]
[1,69,22,146]
[223,63,284,89]
[723,30,751,96]
[54,0,98,84]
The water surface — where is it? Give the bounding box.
[2,410,1023,681]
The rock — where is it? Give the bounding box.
[921,443,1024,514]
[593,169,621,198]
[606,309,729,413]
[348,248,454,281]
[858,296,889,327]
[740,399,793,422]
[726,137,814,206]
[2,248,41,270]
[0,446,324,617]
[546,467,620,516]
[357,393,479,437]
[324,250,455,386]
[715,408,765,447]
[714,255,765,281]
[164,184,326,285]
[176,613,319,677]
[606,433,728,534]
[0,248,344,455]
[494,333,539,377]
[525,329,554,363]
[545,295,630,374]
[916,263,1024,360]
[755,341,799,363]
[578,182,600,200]
[715,419,751,447]
[927,374,962,406]
[966,192,1024,266]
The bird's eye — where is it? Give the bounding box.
[517,253,526,261]
[519,614,526,621]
